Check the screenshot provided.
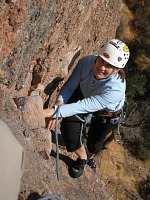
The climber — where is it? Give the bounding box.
[44,39,130,178]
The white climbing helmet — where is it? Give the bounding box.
[99,39,130,68]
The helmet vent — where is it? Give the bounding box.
[118,57,122,62]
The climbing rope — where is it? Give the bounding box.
[38,194,63,200]
[44,107,126,200]
[55,105,61,181]
[75,115,86,145]
[38,106,126,200]
[114,115,122,142]
[114,108,126,142]
[37,106,64,200]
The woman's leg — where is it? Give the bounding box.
[86,117,117,172]
[61,115,87,159]
[60,115,84,152]
[87,117,118,155]
[60,115,88,178]
[74,145,87,160]
[87,151,95,159]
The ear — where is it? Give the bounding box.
[116,68,120,72]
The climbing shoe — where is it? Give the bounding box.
[87,158,96,173]
[71,158,87,178]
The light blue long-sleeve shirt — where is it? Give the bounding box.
[54,55,126,118]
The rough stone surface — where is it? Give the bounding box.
[0,0,149,200]
[14,95,51,158]
[14,95,45,128]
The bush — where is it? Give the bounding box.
[122,101,150,161]
[140,115,150,160]
[138,176,150,200]
[126,74,147,112]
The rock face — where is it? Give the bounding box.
[14,95,51,158]
[1,1,148,200]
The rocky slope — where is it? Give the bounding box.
[0,0,149,200]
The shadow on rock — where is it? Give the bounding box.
[27,192,40,200]
[44,77,63,109]
[51,130,65,147]
[50,149,76,178]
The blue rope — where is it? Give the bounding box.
[38,106,63,200]
[55,111,87,181]
[75,114,86,123]
[38,194,63,200]
[75,115,86,146]
[55,105,61,181]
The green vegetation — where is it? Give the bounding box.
[117,1,150,112]
[140,113,150,160]
[117,1,150,160]
[122,102,150,161]
[138,176,150,200]
[126,74,147,112]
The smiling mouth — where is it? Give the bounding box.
[98,71,105,74]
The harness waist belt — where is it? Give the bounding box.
[96,107,123,118]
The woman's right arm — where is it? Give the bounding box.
[44,56,86,129]
[44,100,63,130]
[56,57,85,103]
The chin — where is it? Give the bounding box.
[95,74,105,80]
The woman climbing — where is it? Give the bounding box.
[44,39,130,178]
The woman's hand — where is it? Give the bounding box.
[45,117,56,130]
[43,107,62,130]
[43,100,63,130]
[43,108,55,130]
[43,108,54,118]
[45,117,62,130]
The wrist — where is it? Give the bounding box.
[52,106,55,113]
[43,108,52,118]
[52,105,58,116]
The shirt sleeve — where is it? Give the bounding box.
[54,86,125,118]
[57,57,85,103]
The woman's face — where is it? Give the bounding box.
[94,56,119,79]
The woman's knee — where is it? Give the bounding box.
[66,143,82,152]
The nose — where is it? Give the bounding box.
[100,65,106,70]
[97,65,105,73]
